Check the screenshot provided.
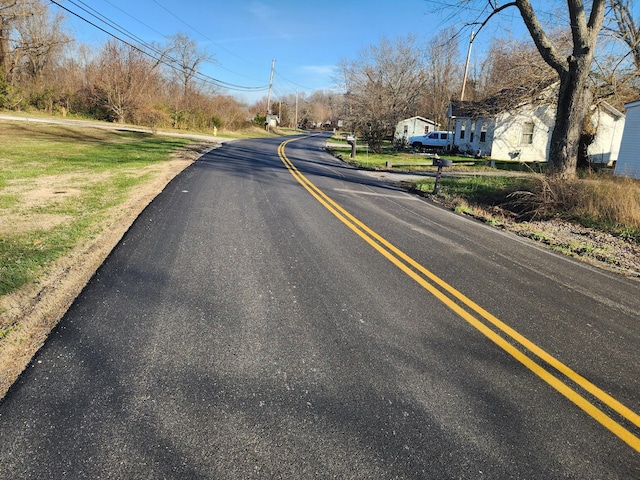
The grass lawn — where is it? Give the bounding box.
[0,122,192,299]
[327,142,497,172]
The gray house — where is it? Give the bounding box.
[615,100,640,179]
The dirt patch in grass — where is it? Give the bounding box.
[4,173,90,206]
[0,141,218,398]
[0,213,71,235]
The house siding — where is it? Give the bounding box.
[491,105,554,162]
[452,118,495,156]
[588,107,624,165]
[450,101,623,163]
[394,117,438,142]
[615,100,640,179]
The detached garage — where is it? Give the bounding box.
[615,100,640,180]
[394,116,438,143]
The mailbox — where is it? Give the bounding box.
[346,135,356,158]
[432,156,451,194]
[432,157,453,167]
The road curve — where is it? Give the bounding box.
[0,133,638,479]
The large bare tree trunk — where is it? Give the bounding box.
[516,0,605,178]
[547,56,594,178]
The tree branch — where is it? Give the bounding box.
[467,2,517,35]
[516,0,568,75]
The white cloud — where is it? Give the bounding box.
[299,65,337,77]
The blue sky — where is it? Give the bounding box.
[53,0,546,104]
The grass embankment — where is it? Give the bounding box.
[0,122,192,328]
[412,173,640,244]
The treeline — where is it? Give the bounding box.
[0,1,267,131]
[2,1,639,143]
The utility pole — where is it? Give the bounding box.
[460,31,475,101]
[265,59,275,131]
[295,89,298,130]
[266,59,275,115]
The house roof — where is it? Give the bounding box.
[624,99,640,110]
[448,98,503,118]
[397,116,437,124]
[596,101,625,119]
[449,83,557,119]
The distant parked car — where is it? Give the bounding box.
[409,131,452,151]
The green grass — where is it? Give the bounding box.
[415,176,532,202]
[327,143,503,172]
[0,122,191,296]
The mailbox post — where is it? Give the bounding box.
[346,135,356,158]
[432,156,452,194]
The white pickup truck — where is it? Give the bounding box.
[409,131,452,150]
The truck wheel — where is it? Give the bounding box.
[412,142,422,150]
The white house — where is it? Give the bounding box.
[394,116,439,143]
[447,93,625,165]
[614,100,640,179]
[589,102,625,165]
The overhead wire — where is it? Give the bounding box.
[149,0,307,97]
[67,0,169,59]
[49,0,269,93]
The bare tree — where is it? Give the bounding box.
[478,37,559,97]
[0,0,19,78]
[608,0,640,69]
[10,0,69,83]
[595,0,640,107]
[209,94,249,130]
[90,39,162,124]
[339,35,427,152]
[164,32,213,99]
[422,27,463,126]
[446,0,606,179]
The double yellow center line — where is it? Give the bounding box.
[278,137,640,453]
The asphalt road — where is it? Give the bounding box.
[0,133,638,479]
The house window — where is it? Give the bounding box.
[424,125,430,134]
[470,121,475,143]
[403,125,408,134]
[480,122,487,143]
[460,123,465,139]
[521,122,534,145]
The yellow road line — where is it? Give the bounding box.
[278,137,640,453]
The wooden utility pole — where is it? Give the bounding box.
[460,31,475,101]
[265,59,275,131]
[266,59,275,115]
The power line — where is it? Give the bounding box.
[102,0,167,40]
[67,0,167,59]
[150,0,268,73]
[148,0,308,96]
[49,0,269,93]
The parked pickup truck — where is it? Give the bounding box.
[409,131,452,150]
